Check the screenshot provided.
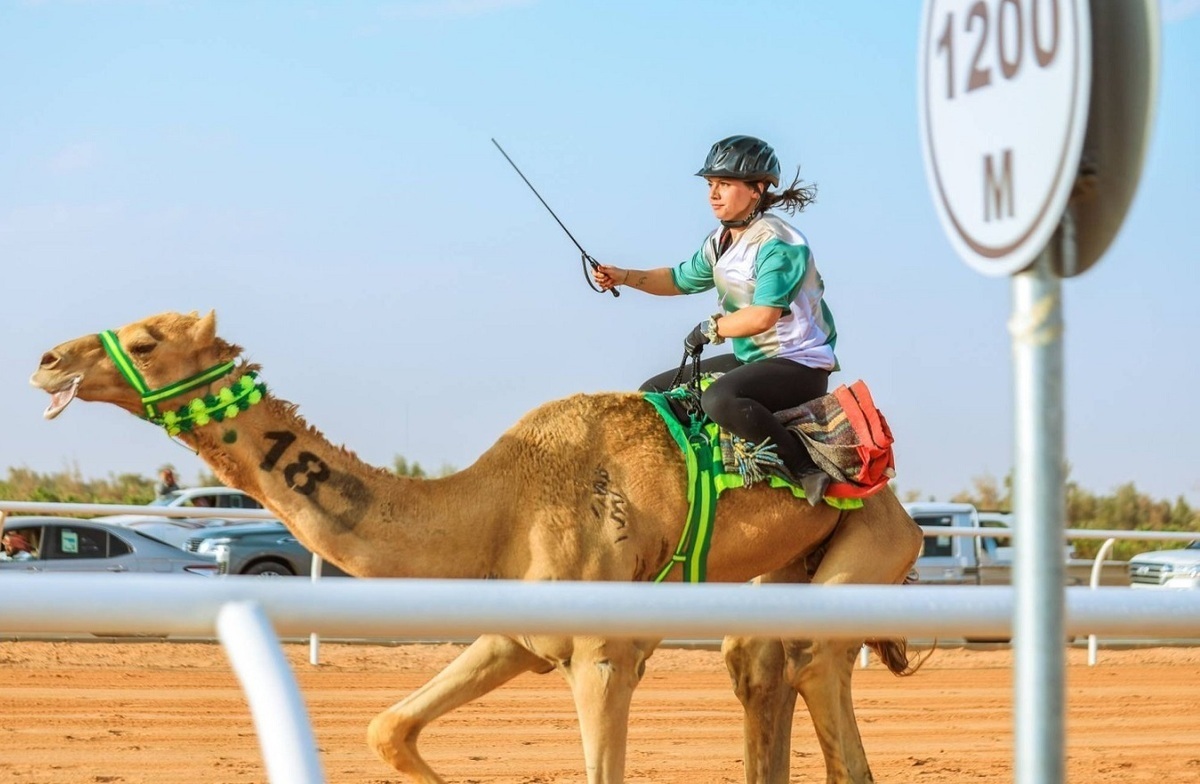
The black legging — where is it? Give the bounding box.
[640,354,830,475]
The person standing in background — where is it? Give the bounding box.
[155,467,180,498]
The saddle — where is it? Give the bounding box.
[644,380,895,583]
[647,378,896,500]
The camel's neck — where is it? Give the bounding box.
[183,394,505,578]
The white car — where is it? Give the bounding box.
[93,486,265,526]
[1128,541,1200,589]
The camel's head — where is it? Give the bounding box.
[31,310,243,422]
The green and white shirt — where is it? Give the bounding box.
[672,214,837,369]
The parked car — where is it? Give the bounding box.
[906,502,1129,586]
[1128,540,1200,589]
[122,518,262,549]
[94,486,266,525]
[181,522,349,577]
[1,516,219,575]
[904,503,1128,644]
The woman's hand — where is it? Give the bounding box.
[593,264,627,291]
[684,321,710,356]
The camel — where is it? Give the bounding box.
[31,310,924,784]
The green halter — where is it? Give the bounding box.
[98,329,266,437]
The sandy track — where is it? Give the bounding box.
[1,641,1198,783]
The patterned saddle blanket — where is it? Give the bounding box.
[648,378,895,501]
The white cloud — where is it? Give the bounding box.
[1164,0,1200,23]
[378,0,537,21]
[48,143,99,174]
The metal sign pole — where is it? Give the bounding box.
[920,2,1157,779]
[1011,215,1072,783]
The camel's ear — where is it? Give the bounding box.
[192,310,218,347]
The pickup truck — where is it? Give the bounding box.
[1127,540,1200,589]
[905,502,1129,587]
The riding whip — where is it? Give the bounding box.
[491,138,619,298]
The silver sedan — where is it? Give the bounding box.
[1,516,219,575]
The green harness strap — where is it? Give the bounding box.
[98,330,237,422]
[97,329,264,437]
[643,391,863,584]
[644,393,716,583]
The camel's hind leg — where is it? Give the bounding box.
[725,497,922,784]
[367,633,547,783]
[722,560,808,784]
[559,636,650,784]
[785,499,923,784]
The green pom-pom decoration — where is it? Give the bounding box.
[151,372,266,437]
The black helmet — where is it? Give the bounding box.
[695,135,781,187]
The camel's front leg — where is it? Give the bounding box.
[367,633,547,783]
[723,560,810,784]
[560,636,648,784]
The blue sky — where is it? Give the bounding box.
[2,1,1197,506]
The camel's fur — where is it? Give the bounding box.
[32,311,924,783]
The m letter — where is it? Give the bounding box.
[984,149,1015,222]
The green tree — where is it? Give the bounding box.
[951,473,1010,511]
[393,456,427,478]
[0,465,156,509]
[392,456,456,478]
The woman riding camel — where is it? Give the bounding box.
[593,134,836,505]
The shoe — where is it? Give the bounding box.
[799,470,831,507]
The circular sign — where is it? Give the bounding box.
[919,0,1092,276]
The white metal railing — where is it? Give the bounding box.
[0,499,276,520]
[5,575,1200,640]
[5,499,1192,544]
[919,525,1197,543]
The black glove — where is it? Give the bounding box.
[684,321,710,357]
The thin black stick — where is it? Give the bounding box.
[492,138,619,298]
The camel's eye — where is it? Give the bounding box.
[128,342,155,357]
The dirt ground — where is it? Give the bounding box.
[0,640,1197,784]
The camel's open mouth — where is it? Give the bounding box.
[41,376,82,420]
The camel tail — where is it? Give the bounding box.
[865,638,926,676]
[864,568,933,676]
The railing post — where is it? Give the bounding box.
[309,555,323,666]
[1087,538,1117,666]
[217,601,325,784]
